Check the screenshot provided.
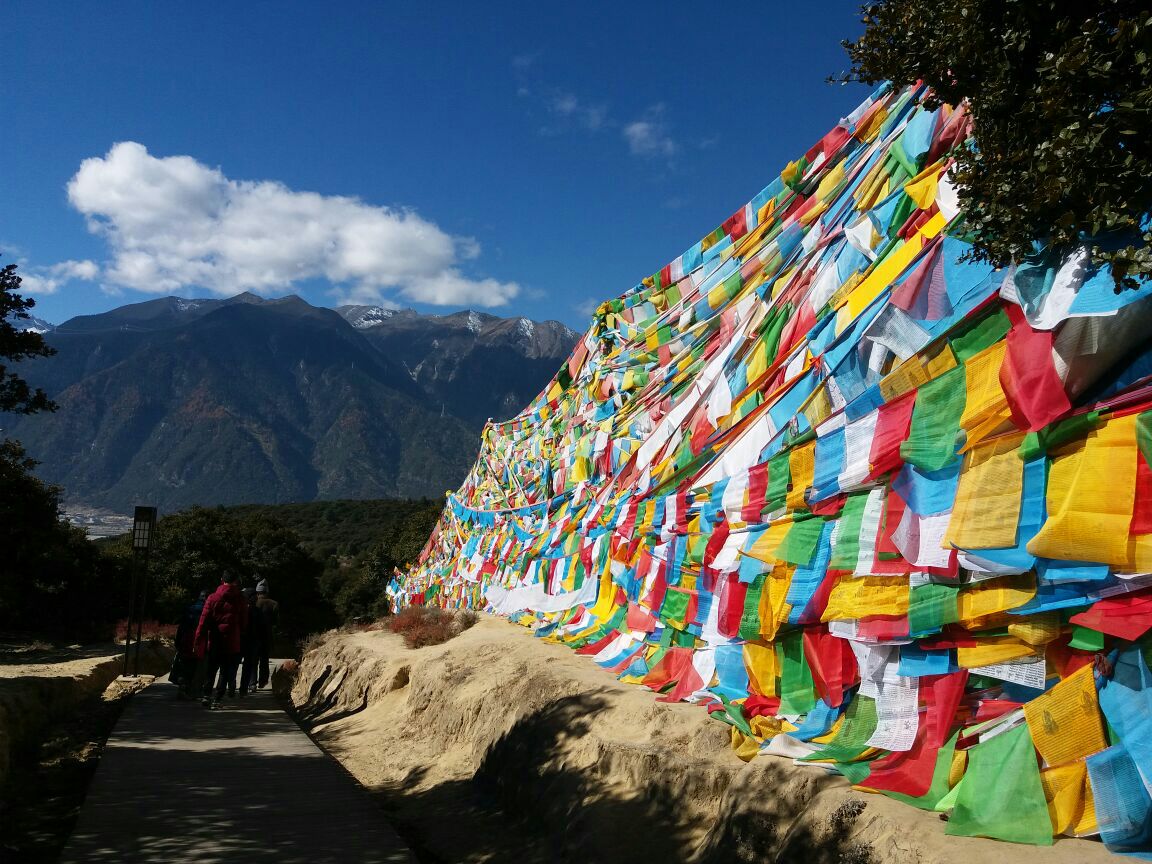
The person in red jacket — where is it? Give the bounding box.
[194,570,249,709]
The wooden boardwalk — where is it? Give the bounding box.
[61,678,414,863]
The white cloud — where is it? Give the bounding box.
[623,105,678,160]
[574,297,602,318]
[64,141,520,307]
[19,259,100,296]
[550,92,608,130]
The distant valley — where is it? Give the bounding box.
[9,294,578,512]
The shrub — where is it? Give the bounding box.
[386,606,468,649]
[114,619,177,642]
[297,630,332,656]
[452,610,479,634]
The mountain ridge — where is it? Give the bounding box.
[6,294,579,512]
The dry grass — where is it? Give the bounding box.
[387,607,478,649]
[113,619,177,642]
[297,631,332,656]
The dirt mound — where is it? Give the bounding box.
[291,617,1111,864]
[0,642,172,795]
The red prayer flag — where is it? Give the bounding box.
[999,302,1072,432]
[868,392,917,479]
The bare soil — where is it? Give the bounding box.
[288,616,1115,864]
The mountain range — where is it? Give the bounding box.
[7,294,579,512]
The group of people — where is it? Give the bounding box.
[173,571,280,708]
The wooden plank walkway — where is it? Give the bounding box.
[60,677,414,864]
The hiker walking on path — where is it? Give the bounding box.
[239,587,264,695]
[172,589,207,698]
[254,579,279,689]
[194,570,249,708]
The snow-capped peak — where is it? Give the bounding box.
[12,314,54,334]
[348,306,398,329]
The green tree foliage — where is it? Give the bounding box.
[108,500,443,636]
[0,439,121,639]
[306,500,442,621]
[107,507,337,640]
[0,263,114,639]
[225,499,444,562]
[842,1,1152,286]
[0,262,56,413]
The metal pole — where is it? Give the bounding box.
[122,553,139,676]
[133,546,150,676]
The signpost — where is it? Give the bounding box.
[122,506,157,677]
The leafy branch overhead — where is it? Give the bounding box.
[841,0,1152,287]
[0,263,57,413]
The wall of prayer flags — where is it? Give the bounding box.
[392,82,1152,849]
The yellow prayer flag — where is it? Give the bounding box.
[1008,611,1062,646]
[743,520,794,564]
[1023,665,1108,767]
[787,441,816,510]
[956,573,1036,622]
[956,635,1038,667]
[903,167,941,209]
[1028,415,1138,565]
[948,747,967,788]
[945,434,1025,550]
[731,726,762,762]
[958,340,1012,445]
[836,210,948,333]
[759,564,794,641]
[1040,762,1088,835]
[801,384,835,433]
[816,161,847,203]
[821,574,910,621]
[744,642,779,697]
[746,337,769,384]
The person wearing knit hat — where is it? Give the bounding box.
[254,580,279,688]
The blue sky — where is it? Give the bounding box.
[5,2,871,329]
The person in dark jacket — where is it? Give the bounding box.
[238,587,264,696]
[173,589,207,698]
[254,579,280,689]
[194,571,249,709]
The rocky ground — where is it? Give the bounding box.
[287,616,1115,864]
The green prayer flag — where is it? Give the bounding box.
[946,723,1053,845]
[660,588,690,623]
[801,695,879,765]
[1137,410,1152,469]
[776,516,825,567]
[760,303,792,365]
[829,493,869,569]
[950,308,1011,362]
[778,630,817,715]
[765,452,792,511]
[900,364,966,471]
[738,575,766,641]
[1019,410,1101,461]
[908,582,960,636]
[1069,624,1106,652]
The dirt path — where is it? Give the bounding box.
[60,679,413,863]
[0,643,171,863]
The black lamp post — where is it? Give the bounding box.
[122,506,157,677]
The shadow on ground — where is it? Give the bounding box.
[59,683,412,864]
[344,689,881,864]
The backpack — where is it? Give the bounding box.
[212,588,240,636]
